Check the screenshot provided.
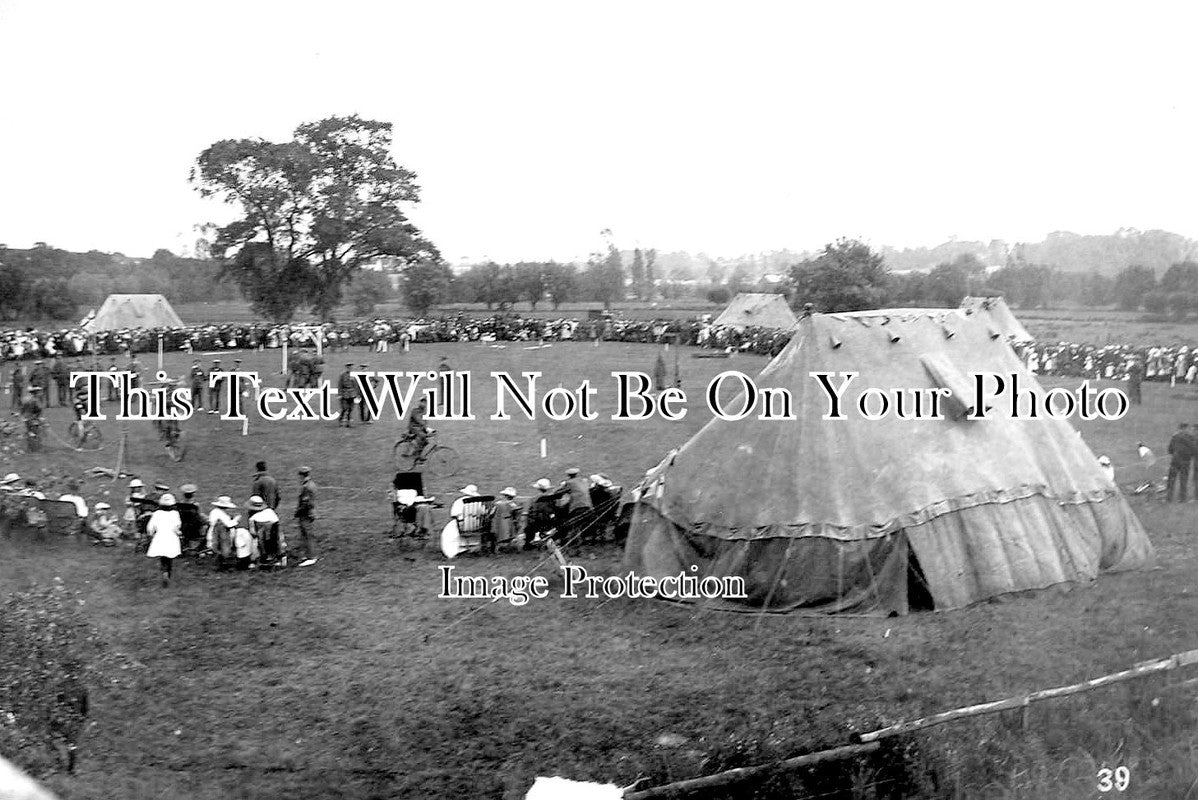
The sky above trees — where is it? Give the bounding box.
[1,1,1196,263]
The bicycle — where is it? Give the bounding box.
[155,419,187,462]
[67,419,103,450]
[393,429,460,477]
[24,417,43,453]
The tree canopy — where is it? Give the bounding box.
[192,115,441,322]
[790,238,889,312]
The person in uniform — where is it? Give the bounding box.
[50,355,70,406]
[27,360,51,406]
[9,362,25,411]
[189,360,206,411]
[1167,422,1193,502]
[337,363,358,427]
[20,388,44,451]
[294,466,318,566]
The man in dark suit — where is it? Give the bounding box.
[1167,423,1194,502]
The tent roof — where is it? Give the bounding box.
[82,294,184,332]
[624,308,1153,612]
[959,296,1033,342]
[712,293,797,330]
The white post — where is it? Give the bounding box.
[282,336,289,375]
[540,438,547,458]
[157,334,164,371]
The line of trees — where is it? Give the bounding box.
[784,239,1198,317]
[0,244,235,321]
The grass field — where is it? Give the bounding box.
[3,340,1198,799]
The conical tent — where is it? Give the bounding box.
[713,293,797,330]
[623,309,1155,615]
[960,296,1033,343]
[82,294,184,332]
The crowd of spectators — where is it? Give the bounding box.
[7,312,1198,382]
[0,313,796,362]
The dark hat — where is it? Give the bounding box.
[255,461,267,472]
[345,362,354,368]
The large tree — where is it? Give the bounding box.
[586,244,625,309]
[790,238,889,312]
[192,115,441,322]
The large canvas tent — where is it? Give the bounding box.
[959,296,1033,343]
[82,294,184,332]
[623,308,1154,615]
[713,292,797,330]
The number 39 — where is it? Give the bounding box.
[1097,766,1130,792]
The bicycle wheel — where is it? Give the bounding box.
[165,431,186,462]
[422,446,460,478]
[80,425,102,450]
[393,439,416,470]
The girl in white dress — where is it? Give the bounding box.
[145,493,182,587]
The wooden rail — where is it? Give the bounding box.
[624,648,1198,799]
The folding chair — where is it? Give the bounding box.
[456,496,496,554]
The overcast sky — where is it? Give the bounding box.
[1,1,1195,263]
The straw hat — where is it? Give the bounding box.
[0,473,20,485]
[94,502,111,511]
[500,487,518,498]
[459,484,480,497]
[246,495,266,511]
[532,478,552,491]
[211,496,236,509]
[128,478,145,489]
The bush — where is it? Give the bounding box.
[0,581,95,778]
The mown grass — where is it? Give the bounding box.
[1,340,1197,798]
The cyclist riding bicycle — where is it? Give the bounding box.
[407,398,430,463]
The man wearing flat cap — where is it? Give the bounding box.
[294,466,318,566]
